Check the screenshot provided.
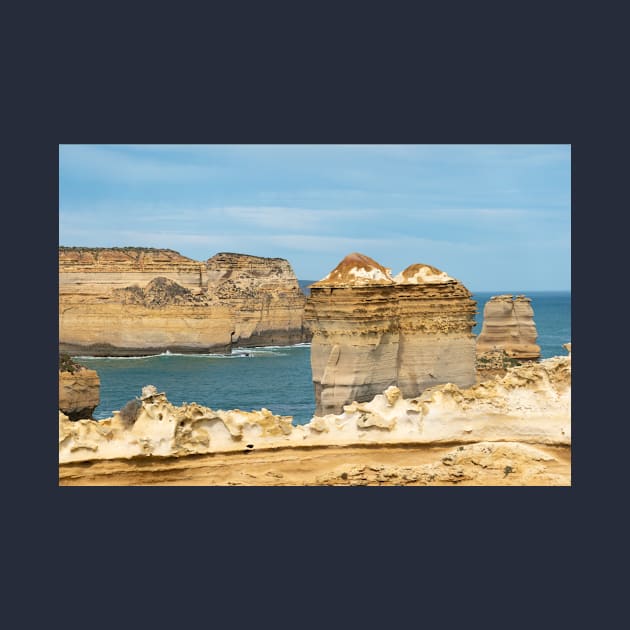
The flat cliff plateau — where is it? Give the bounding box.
[304,253,477,415]
[59,247,308,355]
[59,351,571,486]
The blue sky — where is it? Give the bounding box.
[59,144,570,291]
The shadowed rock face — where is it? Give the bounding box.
[59,247,308,355]
[476,295,541,360]
[304,253,477,415]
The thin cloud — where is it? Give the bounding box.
[59,145,222,182]
[221,206,379,232]
[262,233,484,253]
[61,203,382,234]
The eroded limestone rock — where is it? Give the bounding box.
[59,352,571,464]
[59,367,100,420]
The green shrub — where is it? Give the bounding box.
[59,353,82,373]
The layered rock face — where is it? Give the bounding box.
[59,368,100,420]
[304,254,477,415]
[206,253,308,347]
[59,247,307,355]
[476,295,541,359]
[59,247,207,293]
[395,263,477,399]
[304,254,399,417]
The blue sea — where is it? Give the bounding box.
[76,288,571,424]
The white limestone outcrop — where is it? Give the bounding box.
[59,352,571,464]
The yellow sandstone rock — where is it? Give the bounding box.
[304,253,477,415]
[476,294,541,359]
[58,367,100,420]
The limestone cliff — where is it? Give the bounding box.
[59,247,307,355]
[304,253,477,415]
[59,247,207,293]
[206,253,308,347]
[58,353,571,467]
[59,363,100,421]
[476,294,541,359]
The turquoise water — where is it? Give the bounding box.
[76,290,570,424]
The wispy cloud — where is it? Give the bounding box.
[60,202,381,233]
[221,206,379,232]
[59,145,222,182]
[261,233,484,254]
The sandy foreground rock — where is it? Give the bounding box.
[59,353,571,486]
[59,442,570,486]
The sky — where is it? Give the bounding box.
[59,144,570,291]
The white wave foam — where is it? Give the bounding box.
[74,342,310,361]
[234,342,311,351]
[74,354,165,360]
[74,351,233,360]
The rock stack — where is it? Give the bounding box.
[476,295,541,360]
[394,264,478,398]
[59,355,100,420]
[305,253,477,415]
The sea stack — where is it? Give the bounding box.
[394,263,478,398]
[59,247,308,355]
[59,356,100,420]
[476,295,541,360]
[305,253,477,415]
[304,254,399,417]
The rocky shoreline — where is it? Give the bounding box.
[59,351,571,485]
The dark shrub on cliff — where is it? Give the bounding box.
[59,353,82,373]
[119,398,142,427]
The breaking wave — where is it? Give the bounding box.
[74,341,311,361]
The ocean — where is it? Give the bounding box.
[76,289,571,425]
